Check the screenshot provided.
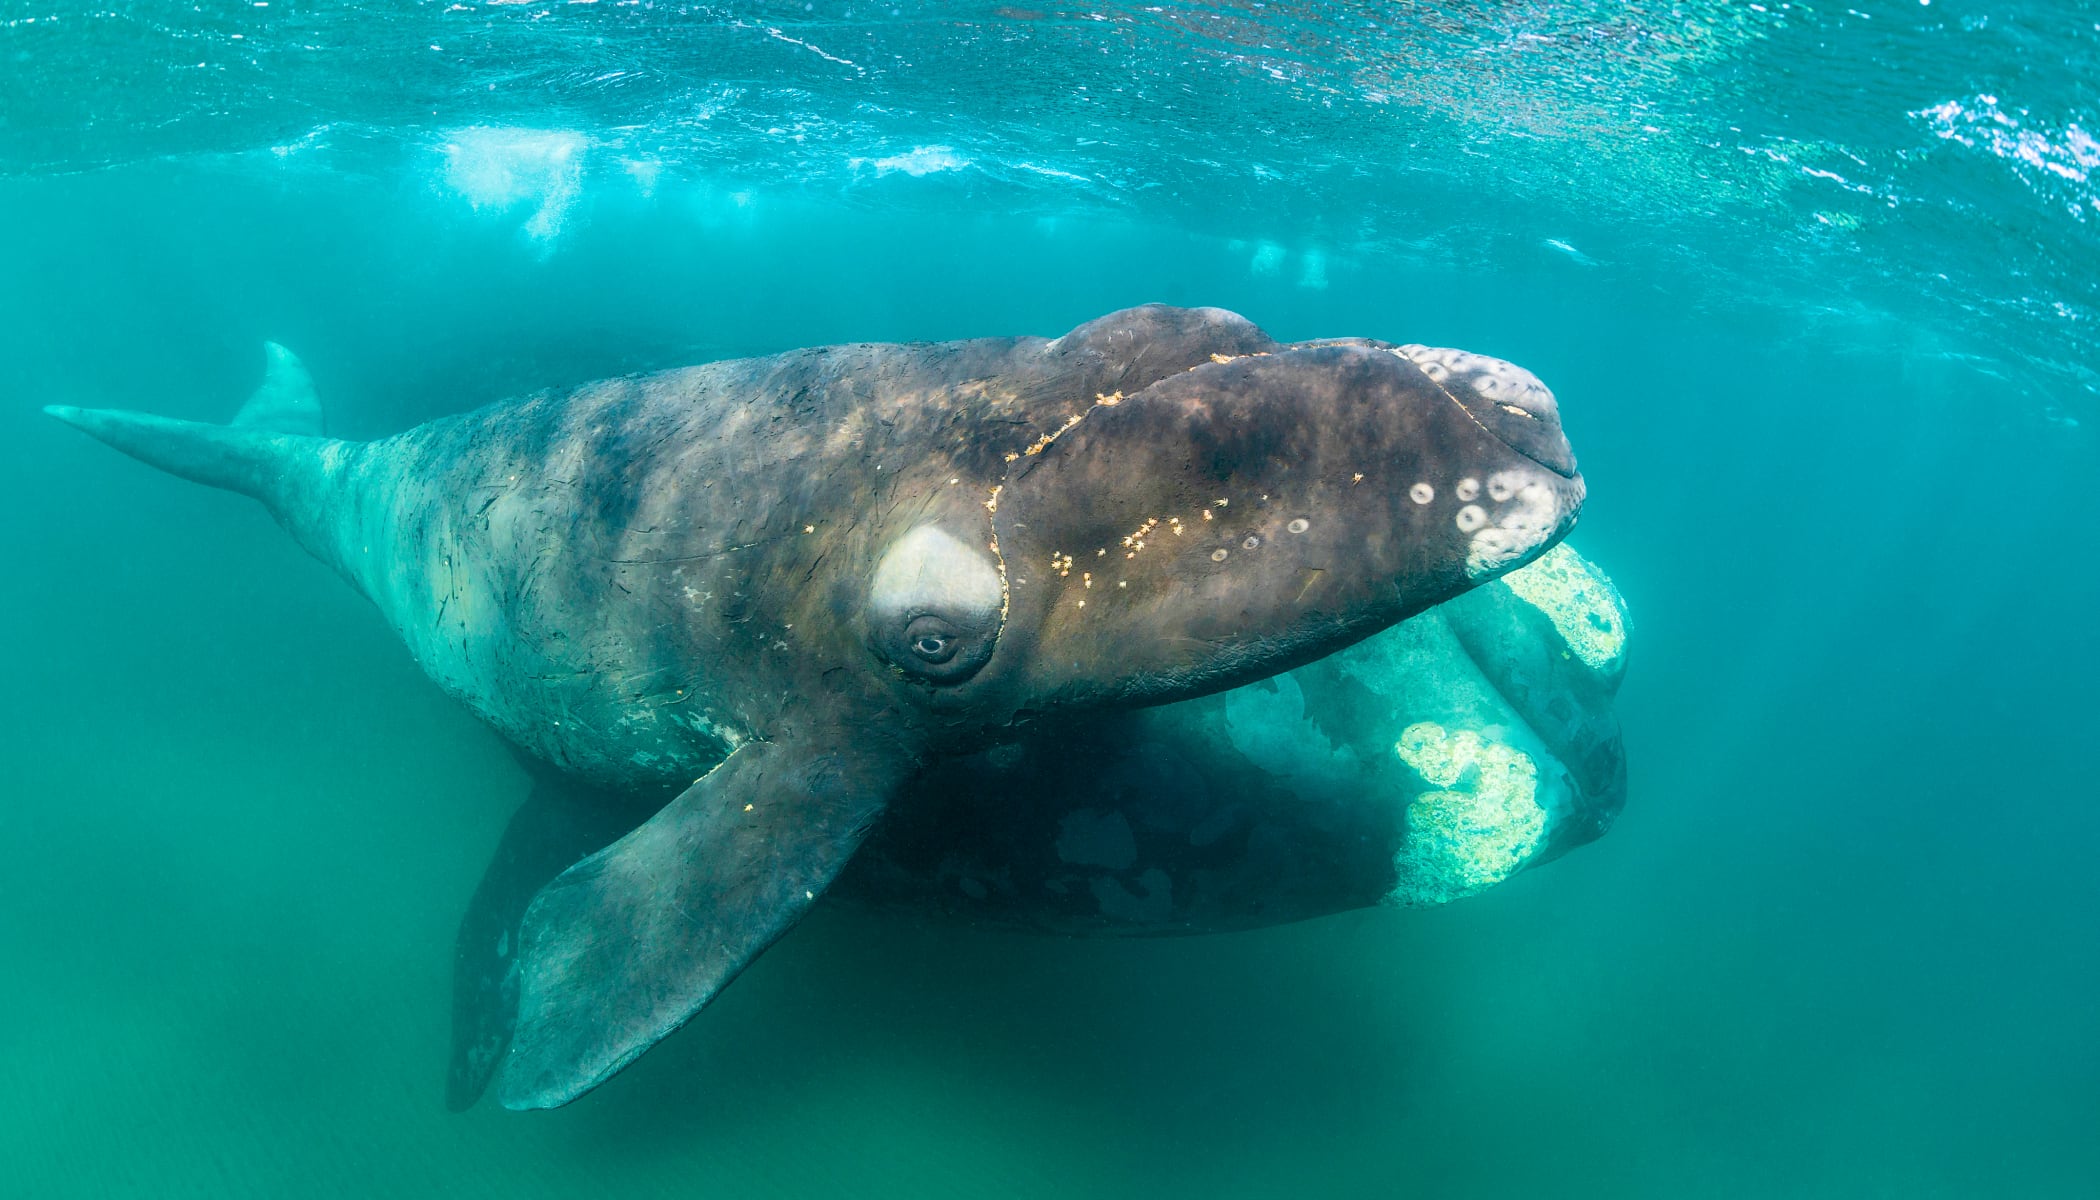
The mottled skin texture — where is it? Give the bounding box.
[47,305,1584,1111]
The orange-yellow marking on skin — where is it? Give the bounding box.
[1294,569,1327,605]
[1025,412,1086,456]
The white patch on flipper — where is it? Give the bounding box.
[1465,476,1561,581]
[1388,722,1547,905]
[1498,544,1629,674]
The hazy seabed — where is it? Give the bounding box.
[2,2,2097,1196]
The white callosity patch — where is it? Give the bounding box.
[1386,345,1568,579]
[1329,615,1572,907]
[1498,543,1629,675]
[869,525,1004,630]
[1462,472,1560,580]
[1189,547,1624,911]
[1392,344,1557,415]
[1389,721,1548,905]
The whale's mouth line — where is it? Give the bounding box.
[1385,349,1577,479]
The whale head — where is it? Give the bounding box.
[859,309,1584,734]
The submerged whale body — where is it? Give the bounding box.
[47,305,1586,1109]
[851,540,1631,930]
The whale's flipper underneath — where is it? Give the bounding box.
[500,739,909,1110]
[448,771,659,1112]
[43,343,339,512]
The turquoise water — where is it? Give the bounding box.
[3,2,2096,1195]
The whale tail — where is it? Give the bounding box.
[43,342,342,514]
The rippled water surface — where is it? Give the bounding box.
[1,3,2095,1197]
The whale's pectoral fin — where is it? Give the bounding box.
[498,739,902,1110]
[445,771,660,1112]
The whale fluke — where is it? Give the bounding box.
[232,342,325,437]
[44,343,341,528]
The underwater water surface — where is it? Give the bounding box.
[2,2,2096,1197]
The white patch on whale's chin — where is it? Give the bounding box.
[1463,472,1562,581]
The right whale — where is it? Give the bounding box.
[47,305,1586,1109]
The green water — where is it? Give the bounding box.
[3,2,2097,1196]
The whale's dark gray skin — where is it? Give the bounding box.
[46,305,1584,1110]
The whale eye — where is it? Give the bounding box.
[869,525,1002,685]
[905,616,960,664]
